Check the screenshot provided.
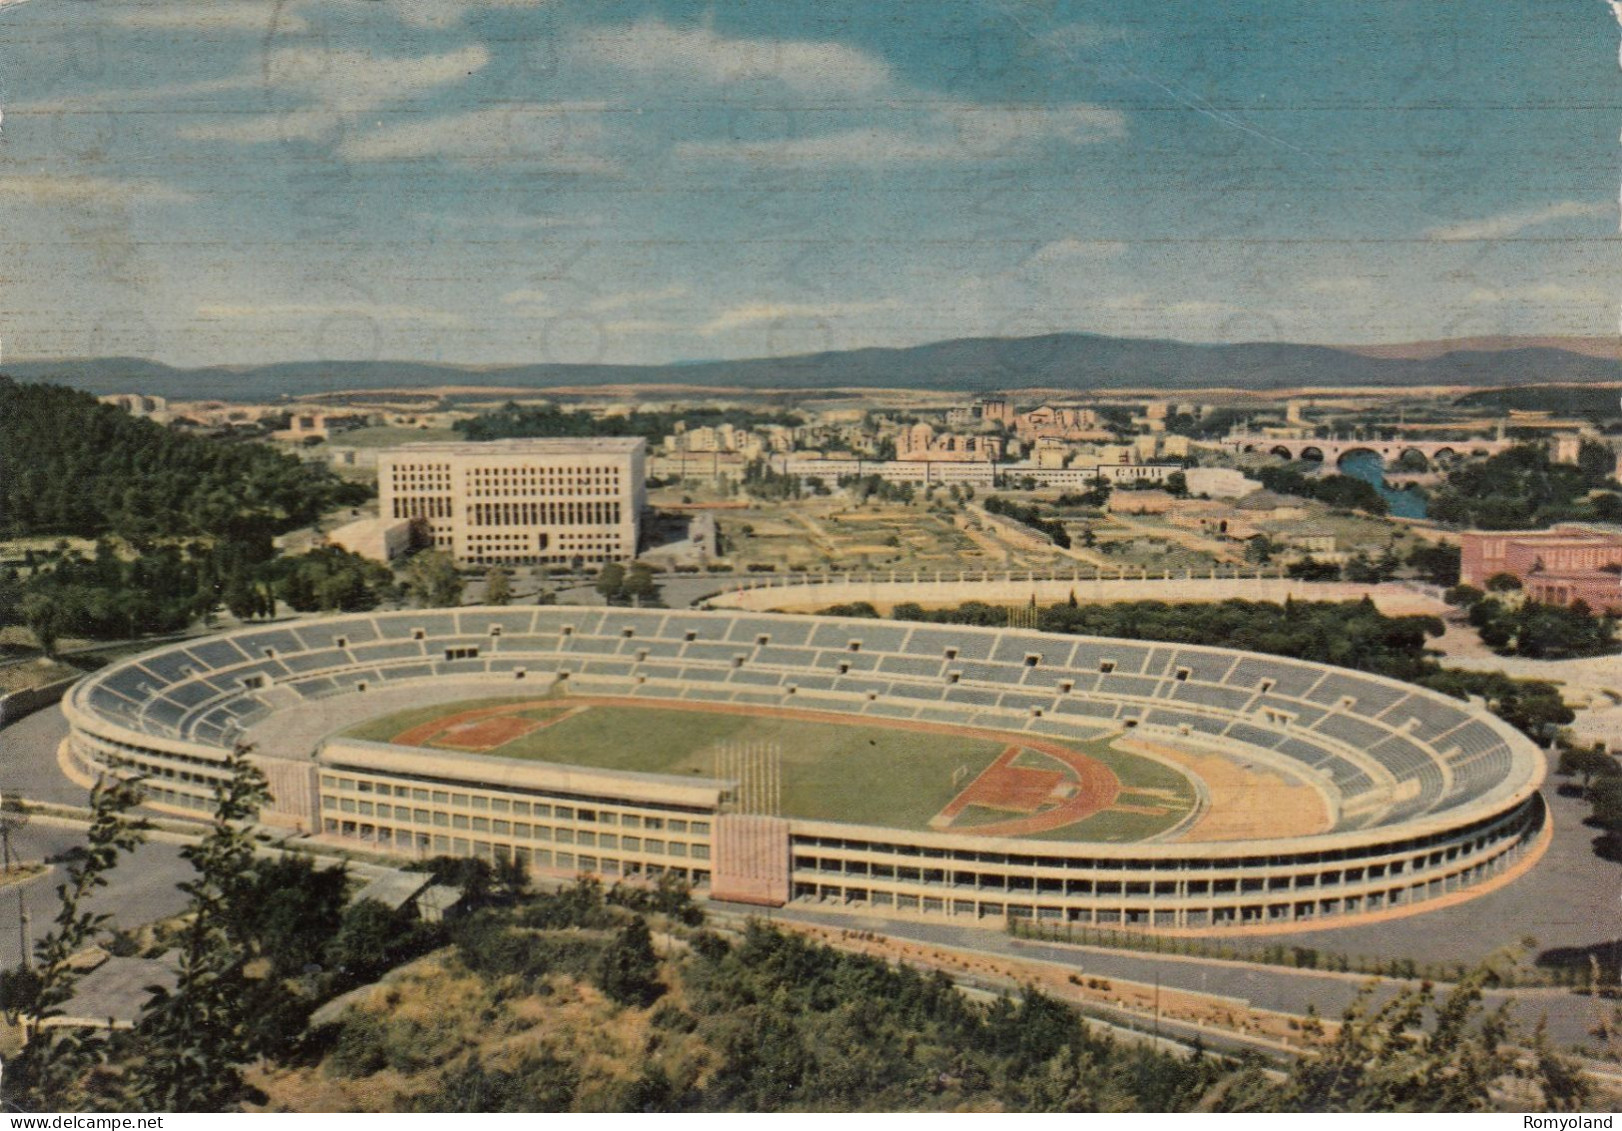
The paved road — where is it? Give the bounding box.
[0,822,191,969]
[753,903,1612,1052]
[1,707,88,808]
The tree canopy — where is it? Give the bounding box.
[0,377,367,541]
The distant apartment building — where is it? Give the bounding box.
[1015,404,1104,441]
[1459,524,1622,612]
[377,438,646,567]
[98,393,169,418]
[895,423,1000,462]
[768,455,998,486]
[273,409,364,442]
[1006,463,1181,489]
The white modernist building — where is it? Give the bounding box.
[377,438,646,567]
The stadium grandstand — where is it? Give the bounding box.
[62,608,1547,934]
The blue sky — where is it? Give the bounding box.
[1,0,1618,366]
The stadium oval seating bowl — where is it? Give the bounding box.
[62,607,1548,934]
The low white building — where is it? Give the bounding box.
[1183,467,1262,498]
[327,516,415,562]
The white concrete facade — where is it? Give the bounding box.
[377,438,646,567]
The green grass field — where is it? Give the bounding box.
[344,698,1197,841]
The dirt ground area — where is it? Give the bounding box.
[1118,736,1332,841]
[782,921,1335,1053]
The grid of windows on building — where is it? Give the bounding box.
[377,438,646,567]
[318,771,712,886]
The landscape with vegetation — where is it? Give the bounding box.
[0,758,1598,1114]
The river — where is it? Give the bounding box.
[1337,450,1429,518]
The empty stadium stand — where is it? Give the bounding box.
[61,607,1547,934]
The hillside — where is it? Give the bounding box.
[11,333,1622,401]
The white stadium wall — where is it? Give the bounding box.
[61,606,1547,935]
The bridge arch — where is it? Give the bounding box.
[1269,445,1294,460]
[1334,446,1382,470]
[1298,446,1325,463]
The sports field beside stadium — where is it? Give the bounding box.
[342,696,1197,842]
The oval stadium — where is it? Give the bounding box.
[61,607,1548,934]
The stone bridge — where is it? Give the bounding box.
[1222,434,1513,467]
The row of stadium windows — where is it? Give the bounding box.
[790,843,1525,929]
[319,796,711,859]
[321,819,711,889]
[319,773,709,834]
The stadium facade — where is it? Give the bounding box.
[377,438,646,567]
[62,608,1547,934]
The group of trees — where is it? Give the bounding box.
[1255,464,1389,515]
[1,539,421,653]
[1557,744,1622,862]
[838,474,917,505]
[457,403,802,446]
[0,758,536,1111]
[0,378,375,649]
[264,546,397,615]
[1444,588,1618,660]
[1,378,367,543]
[595,561,660,604]
[1429,443,1622,529]
[982,495,1072,549]
[1054,479,1112,509]
[739,459,804,502]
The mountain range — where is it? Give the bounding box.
[10,332,1622,401]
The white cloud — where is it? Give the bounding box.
[427,211,605,232]
[110,2,307,32]
[178,110,334,145]
[599,318,687,335]
[586,285,688,314]
[1303,276,1376,295]
[359,0,549,31]
[570,17,891,95]
[1022,238,1127,266]
[196,301,468,327]
[1465,283,1612,305]
[20,42,489,155]
[1039,21,1130,52]
[1425,200,1612,241]
[0,174,193,205]
[676,103,1124,168]
[699,299,899,336]
[338,103,618,167]
[261,43,490,113]
[501,288,551,307]
[501,285,688,317]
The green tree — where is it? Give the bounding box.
[596,916,664,1007]
[484,565,513,606]
[6,777,148,1109]
[595,562,627,602]
[327,899,415,987]
[131,745,272,1111]
[1407,542,1461,587]
[403,549,464,608]
[19,589,64,656]
[1220,968,1590,1112]
[622,562,659,604]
